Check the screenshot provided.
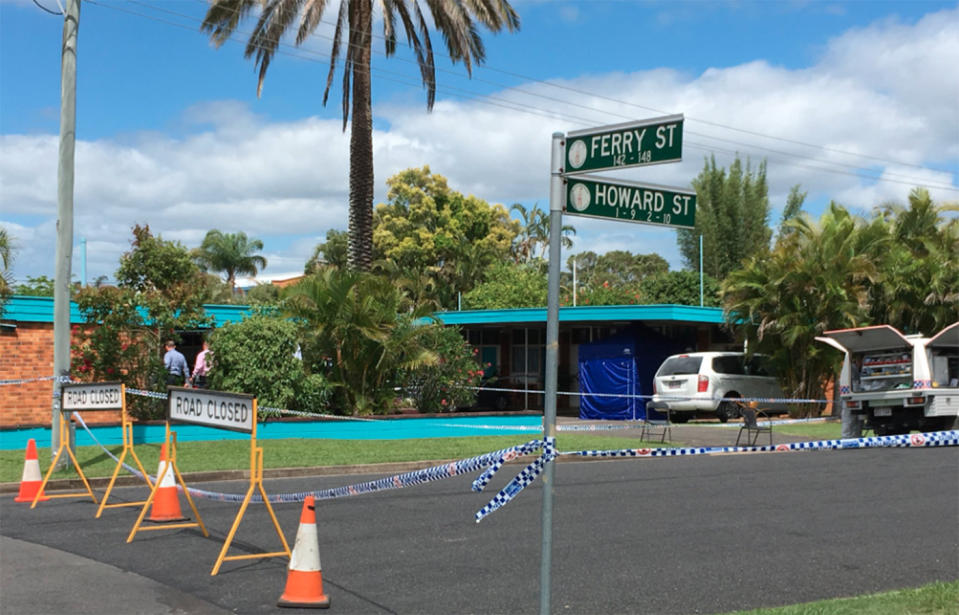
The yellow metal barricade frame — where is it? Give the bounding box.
[31,410,98,507]
[127,426,208,541]
[211,399,291,575]
[96,383,154,517]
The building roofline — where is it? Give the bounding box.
[4,296,726,329]
[1,295,251,327]
[432,304,725,326]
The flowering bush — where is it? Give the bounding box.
[402,325,483,412]
[577,280,642,306]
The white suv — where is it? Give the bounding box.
[651,352,786,422]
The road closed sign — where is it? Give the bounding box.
[167,387,255,433]
[62,381,124,410]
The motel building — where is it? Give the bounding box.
[1,295,732,428]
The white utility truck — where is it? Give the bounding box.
[817,322,958,436]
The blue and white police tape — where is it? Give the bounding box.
[471,384,833,405]
[125,387,170,400]
[559,429,959,459]
[472,436,556,523]
[73,411,549,510]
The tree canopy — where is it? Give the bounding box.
[463,261,547,309]
[373,167,519,308]
[677,155,772,279]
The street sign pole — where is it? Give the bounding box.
[540,131,564,615]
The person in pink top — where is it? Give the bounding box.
[192,340,212,389]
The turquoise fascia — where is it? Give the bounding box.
[430,304,724,326]
[1,295,251,327]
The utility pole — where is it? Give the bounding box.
[52,0,80,467]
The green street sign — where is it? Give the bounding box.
[565,114,683,174]
[565,175,696,229]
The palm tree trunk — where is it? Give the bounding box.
[348,0,374,271]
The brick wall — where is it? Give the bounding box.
[1,323,120,428]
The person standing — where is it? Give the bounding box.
[163,340,189,387]
[192,340,211,389]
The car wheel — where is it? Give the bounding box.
[716,401,739,423]
[670,413,691,424]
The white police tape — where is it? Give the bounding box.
[469,384,832,405]
[69,411,958,522]
[0,375,59,386]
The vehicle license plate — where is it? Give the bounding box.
[667,380,682,389]
[873,407,893,417]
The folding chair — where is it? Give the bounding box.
[735,401,773,446]
[641,402,672,443]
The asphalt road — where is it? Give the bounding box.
[2,447,957,614]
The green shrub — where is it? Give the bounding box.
[403,325,483,412]
[208,310,332,416]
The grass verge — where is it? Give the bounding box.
[728,580,959,614]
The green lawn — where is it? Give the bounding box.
[728,580,959,614]
[774,420,843,440]
[0,433,661,484]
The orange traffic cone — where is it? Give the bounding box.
[15,439,49,503]
[148,444,186,523]
[278,496,330,609]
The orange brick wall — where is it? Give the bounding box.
[1,323,120,428]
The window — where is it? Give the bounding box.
[746,355,774,377]
[657,356,702,376]
[712,355,746,375]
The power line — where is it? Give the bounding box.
[32,0,62,16]
[180,0,947,175]
[84,0,958,193]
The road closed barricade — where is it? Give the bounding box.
[126,386,292,575]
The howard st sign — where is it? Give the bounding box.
[565,176,696,230]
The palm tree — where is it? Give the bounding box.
[284,268,436,414]
[722,203,883,414]
[194,230,268,293]
[509,203,575,262]
[202,0,520,271]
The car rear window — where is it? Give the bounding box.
[658,356,703,376]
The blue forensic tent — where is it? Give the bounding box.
[578,338,641,420]
[578,329,686,421]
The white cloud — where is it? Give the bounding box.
[2,5,957,285]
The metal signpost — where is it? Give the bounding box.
[541,115,693,615]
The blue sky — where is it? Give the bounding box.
[2,0,957,285]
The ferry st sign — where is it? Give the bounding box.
[565,175,696,229]
[565,114,683,174]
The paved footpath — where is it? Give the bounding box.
[1,536,231,614]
